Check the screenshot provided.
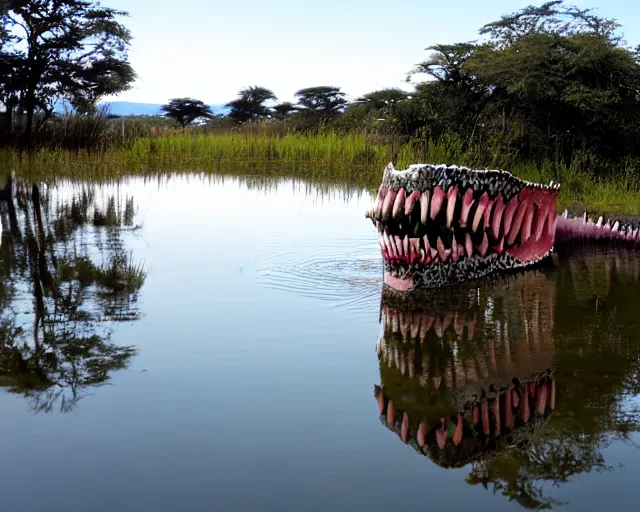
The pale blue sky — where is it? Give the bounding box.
[106,0,640,105]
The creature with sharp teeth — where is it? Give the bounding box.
[368,163,640,290]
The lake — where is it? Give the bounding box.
[0,173,639,511]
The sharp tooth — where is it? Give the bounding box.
[562,210,568,219]
[446,186,458,228]
[483,197,494,229]
[478,232,489,257]
[409,238,420,263]
[503,196,519,235]
[430,186,445,220]
[596,216,603,227]
[383,231,396,260]
[451,237,459,262]
[507,200,529,245]
[460,188,474,227]
[437,237,452,262]
[405,190,421,217]
[472,192,490,232]
[521,204,534,243]
[420,191,430,224]
[394,235,403,257]
[423,234,431,255]
[382,189,396,221]
[491,194,506,239]
[465,233,474,258]
[375,185,387,217]
[612,221,620,231]
[583,211,587,224]
[533,206,547,242]
[392,188,406,219]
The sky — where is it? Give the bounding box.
[105,0,640,106]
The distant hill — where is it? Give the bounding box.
[54,101,229,117]
[104,101,229,117]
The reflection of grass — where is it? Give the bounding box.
[58,251,146,295]
[95,251,146,295]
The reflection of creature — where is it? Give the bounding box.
[367,163,640,290]
[0,176,146,413]
[375,271,556,468]
[375,374,554,467]
[374,261,640,509]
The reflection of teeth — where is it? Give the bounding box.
[434,318,443,338]
[481,398,490,435]
[417,421,428,447]
[386,400,395,427]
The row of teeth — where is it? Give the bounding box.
[370,183,555,229]
[367,190,555,266]
[379,231,489,264]
[558,210,640,241]
[380,309,477,341]
[376,376,555,449]
[377,223,552,266]
[377,334,552,384]
[377,309,552,384]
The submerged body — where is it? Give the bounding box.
[368,163,640,291]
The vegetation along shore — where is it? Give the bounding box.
[1,1,640,214]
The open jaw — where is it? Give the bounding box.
[367,163,560,290]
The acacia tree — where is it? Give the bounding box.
[272,101,297,120]
[354,88,409,118]
[294,86,347,123]
[225,86,276,123]
[160,98,213,128]
[0,0,135,143]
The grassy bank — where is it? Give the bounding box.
[2,131,640,215]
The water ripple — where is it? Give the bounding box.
[254,235,383,319]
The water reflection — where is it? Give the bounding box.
[375,251,640,509]
[0,176,146,413]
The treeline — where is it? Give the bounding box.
[2,1,640,176]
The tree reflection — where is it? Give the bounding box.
[376,255,640,508]
[0,175,146,413]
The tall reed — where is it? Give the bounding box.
[2,129,640,215]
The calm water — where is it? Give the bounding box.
[0,174,639,511]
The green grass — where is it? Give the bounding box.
[2,130,640,216]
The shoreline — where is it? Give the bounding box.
[2,132,640,216]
